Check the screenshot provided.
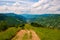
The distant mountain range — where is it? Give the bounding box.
[0,13,60,28]
[0,13,26,27]
[21,14,60,28]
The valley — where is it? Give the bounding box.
[0,13,60,40]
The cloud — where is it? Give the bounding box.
[31,0,60,14]
[0,0,34,14]
[0,0,60,14]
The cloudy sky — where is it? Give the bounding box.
[0,0,60,14]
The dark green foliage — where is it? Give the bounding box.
[1,25,8,31]
[0,21,8,31]
[31,22,44,27]
[19,24,25,29]
[0,14,7,20]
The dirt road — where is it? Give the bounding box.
[12,30,41,40]
[30,30,40,40]
[12,30,27,40]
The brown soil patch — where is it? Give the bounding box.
[12,30,41,40]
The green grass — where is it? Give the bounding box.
[25,24,60,40]
[32,27,60,40]
[29,31,32,39]
[0,24,60,40]
[22,33,28,40]
[22,32,32,40]
[0,27,20,40]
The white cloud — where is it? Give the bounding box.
[0,0,60,14]
[30,0,60,14]
[0,0,33,14]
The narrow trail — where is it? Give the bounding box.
[30,30,40,40]
[12,30,27,40]
[12,30,41,40]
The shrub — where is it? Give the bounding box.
[19,24,25,29]
[31,22,44,27]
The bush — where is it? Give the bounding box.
[19,24,25,29]
[31,22,44,27]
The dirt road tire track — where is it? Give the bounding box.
[12,30,41,40]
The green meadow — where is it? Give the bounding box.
[32,27,60,40]
[0,24,60,40]
[25,24,60,40]
[0,27,20,40]
[0,14,60,40]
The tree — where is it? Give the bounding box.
[31,22,44,27]
[19,24,25,29]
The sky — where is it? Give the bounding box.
[0,0,60,14]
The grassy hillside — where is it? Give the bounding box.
[33,14,60,29]
[25,24,60,40]
[32,27,60,40]
[0,13,26,40]
[0,27,20,40]
[0,13,26,31]
[22,14,60,29]
[0,13,60,40]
